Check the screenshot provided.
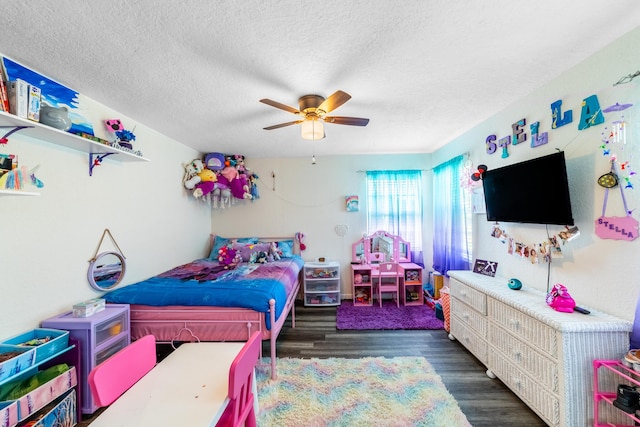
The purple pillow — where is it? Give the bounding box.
[232,242,272,262]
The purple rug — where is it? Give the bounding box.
[336,300,444,330]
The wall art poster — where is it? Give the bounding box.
[473,259,498,277]
[346,195,359,212]
[2,56,94,135]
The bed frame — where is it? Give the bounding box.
[125,236,301,380]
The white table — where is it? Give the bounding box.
[90,342,247,427]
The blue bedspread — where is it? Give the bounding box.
[102,255,304,329]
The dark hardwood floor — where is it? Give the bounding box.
[79,301,546,426]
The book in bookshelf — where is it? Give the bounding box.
[0,79,8,112]
[8,78,28,118]
[27,84,41,122]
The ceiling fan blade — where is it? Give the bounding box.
[259,98,300,115]
[263,120,304,130]
[317,90,351,113]
[324,116,369,126]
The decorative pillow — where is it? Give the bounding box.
[208,235,258,260]
[233,242,272,262]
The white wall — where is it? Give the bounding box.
[432,26,640,321]
[1,99,210,338]
[210,154,433,297]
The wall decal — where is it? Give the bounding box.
[551,99,573,129]
[485,134,497,154]
[512,118,527,145]
[578,94,604,130]
[530,121,549,148]
[498,135,511,158]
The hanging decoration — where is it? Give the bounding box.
[460,160,486,193]
[594,160,639,241]
[470,164,487,181]
[600,101,636,190]
[490,223,580,265]
[295,232,306,251]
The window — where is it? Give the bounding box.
[366,170,423,262]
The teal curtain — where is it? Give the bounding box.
[432,155,471,275]
[366,170,423,264]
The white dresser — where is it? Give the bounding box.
[448,270,632,427]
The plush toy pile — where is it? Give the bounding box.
[182,153,259,208]
[218,245,241,269]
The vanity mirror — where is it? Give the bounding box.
[88,229,126,291]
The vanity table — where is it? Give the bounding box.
[351,231,423,306]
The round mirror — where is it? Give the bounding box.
[88,251,126,291]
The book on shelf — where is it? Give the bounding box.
[27,84,41,122]
[8,78,28,118]
[0,58,8,112]
[0,79,8,113]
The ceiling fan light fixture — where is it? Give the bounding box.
[301,119,324,140]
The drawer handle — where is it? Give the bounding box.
[510,319,520,330]
[463,313,470,321]
[513,351,522,362]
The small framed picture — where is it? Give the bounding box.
[346,195,359,212]
[473,259,498,277]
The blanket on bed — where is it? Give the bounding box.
[102,255,304,329]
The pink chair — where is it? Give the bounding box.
[373,262,400,308]
[216,331,262,427]
[88,334,157,407]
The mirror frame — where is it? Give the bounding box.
[88,251,126,291]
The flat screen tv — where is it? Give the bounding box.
[482,152,574,225]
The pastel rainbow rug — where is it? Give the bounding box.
[256,357,470,426]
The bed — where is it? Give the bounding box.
[101,236,303,379]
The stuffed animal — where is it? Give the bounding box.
[183,159,205,190]
[355,289,369,303]
[268,242,281,261]
[218,165,252,200]
[218,245,240,269]
[250,251,269,264]
[183,159,217,198]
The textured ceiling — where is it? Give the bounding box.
[1,1,640,159]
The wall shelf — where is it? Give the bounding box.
[0,189,39,196]
[0,111,150,176]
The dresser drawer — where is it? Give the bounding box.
[450,315,488,365]
[95,312,129,348]
[450,279,487,314]
[488,298,558,358]
[451,297,487,338]
[489,352,560,427]
[95,335,129,366]
[489,324,559,393]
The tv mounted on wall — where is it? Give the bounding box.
[482,151,574,226]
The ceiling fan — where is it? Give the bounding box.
[259,90,369,140]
